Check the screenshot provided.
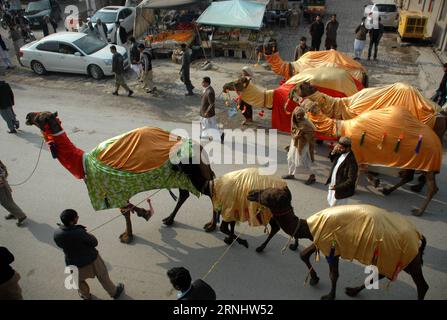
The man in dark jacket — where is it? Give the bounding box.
[41,15,57,37]
[138,43,156,93]
[309,14,324,51]
[180,43,194,96]
[0,80,19,133]
[326,136,358,206]
[0,247,23,299]
[200,76,224,143]
[325,14,339,50]
[432,63,447,106]
[294,36,310,61]
[53,209,124,300]
[167,267,216,300]
[367,18,384,61]
[110,45,133,97]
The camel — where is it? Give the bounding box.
[26,111,216,243]
[262,47,368,87]
[300,104,441,216]
[294,82,446,142]
[247,187,429,300]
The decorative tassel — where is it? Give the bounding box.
[415,134,423,154]
[371,246,380,266]
[360,131,366,146]
[49,142,58,159]
[327,240,336,264]
[391,261,403,282]
[104,196,110,208]
[168,189,178,201]
[315,249,320,262]
[377,132,387,150]
[258,110,265,118]
[394,133,404,153]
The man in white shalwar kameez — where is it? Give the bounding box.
[200,77,224,144]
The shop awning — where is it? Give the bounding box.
[196,0,267,30]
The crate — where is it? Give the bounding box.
[398,11,428,39]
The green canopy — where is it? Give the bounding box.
[196,0,267,30]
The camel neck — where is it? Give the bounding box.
[296,219,313,241]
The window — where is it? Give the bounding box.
[36,41,58,53]
[58,43,78,55]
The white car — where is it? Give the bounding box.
[364,0,399,29]
[19,32,129,80]
[90,6,136,42]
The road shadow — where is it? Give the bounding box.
[24,219,58,249]
[13,130,46,149]
[423,245,447,274]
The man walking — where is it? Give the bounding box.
[432,63,447,106]
[180,43,194,96]
[325,14,339,50]
[53,209,125,300]
[0,34,13,69]
[110,45,133,97]
[9,25,23,65]
[129,36,141,78]
[294,36,310,61]
[200,77,223,143]
[0,247,23,299]
[167,267,216,300]
[282,108,316,185]
[326,137,358,207]
[309,14,324,51]
[367,17,384,61]
[138,43,156,94]
[353,17,368,60]
[0,80,19,133]
[95,18,108,43]
[41,15,57,37]
[1,160,27,226]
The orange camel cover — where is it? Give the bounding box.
[308,107,442,172]
[265,50,366,84]
[307,82,441,127]
[307,204,422,280]
[97,127,182,173]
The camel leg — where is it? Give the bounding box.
[366,172,380,188]
[410,174,426,193]
[300,244,319,286]
[256,219,280,253]
[289,238,299,251]
[381,170,414,195]
[162,189,189,226]
[119,209,134,244]
[345,274,385,297]
[404,256,429,300]
[412,172,438,216]
[203,210,218,233]
[223,221,249,248]
[321,256,339,300]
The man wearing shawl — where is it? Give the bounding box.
[282,108,316,185]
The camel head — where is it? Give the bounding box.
[295,81,317,98]
[222,76,251,93]
[247,187,292,213]
[300,99,320,115]
[26,111,63,134]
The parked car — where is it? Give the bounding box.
[364,0,399,29]
[19,32,129,80]
[24,0,62,28]
[90,6,135,42]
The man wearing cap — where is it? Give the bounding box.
[282,107,316,185]
[239,66,254,125]
[167,267,216,300]
[326,136,358,206]
[53,209,124,300]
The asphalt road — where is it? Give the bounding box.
[0,82,447,300]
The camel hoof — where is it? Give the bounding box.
[237,239,249,248]
[381,188,392,196]
[410,184,424,193]
[412,208,424,217]
[119,233,134,244]
[345,287,360,297]
[162,217,174,226]
[320,293,335,300]
[203,222,216,232]
[289,243,299,251]
[256,246,265,253]
[309,276,319,286]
